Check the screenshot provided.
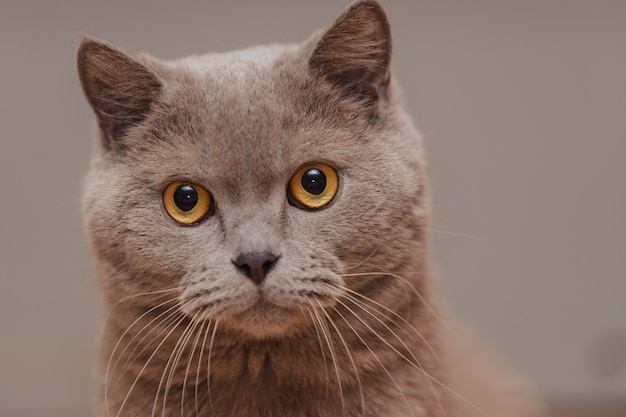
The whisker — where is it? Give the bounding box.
[331,304,415,417]
[340,271,472,346]
[337,284,443,367]
[113,302,183,387]
[336,296,489,417]
[162,308,205,417]
[428,227,482,240]
[181,315,205,417]
[304,306,330,398]
[342,242,382,272]
[164,318,198,416]
[315,300,365,417]
[206,317,220,416]
[106,299,182,414]
[152,304,197,417]
[115,309,190,417]
[310,302,345,417]
[101,286,184,338]
[103,286,183,318]
[195,320,211,417]
[106,299,179,386]
[336,295,446,417]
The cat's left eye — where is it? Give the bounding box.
[163,181,214,225]
[288,163,339,210]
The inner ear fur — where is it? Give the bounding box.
[309,0,392,105]
[76,36,162,149]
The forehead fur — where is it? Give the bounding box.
[118,42,420,209]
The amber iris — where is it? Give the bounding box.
[288,163,339,209]
[163,181,213,224]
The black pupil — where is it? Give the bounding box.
[173,184,198,212]
[301,168,327,195]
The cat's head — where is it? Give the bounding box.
[78,0,429,340]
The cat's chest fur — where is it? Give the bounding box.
[103,306,441,417]
[78,1,542,416]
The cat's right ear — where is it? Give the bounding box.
[77,37,162,150]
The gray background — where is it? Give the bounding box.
[1,1,624,416]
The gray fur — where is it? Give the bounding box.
[78,1,543,416]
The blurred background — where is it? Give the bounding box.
[0,1,624,416]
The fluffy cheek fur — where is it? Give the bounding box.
[84,140,425,341]
[83,111,426,343]
[82,158,220,302]
[83,157,349,338]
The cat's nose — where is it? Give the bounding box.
[233,252,278,285]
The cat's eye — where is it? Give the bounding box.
[288,163,339,210]
[163,181,214,225]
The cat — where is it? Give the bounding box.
[77,1,543,416]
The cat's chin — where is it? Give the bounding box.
[179,275,342,339]
[187,298,312,340]
[228,301,310,339]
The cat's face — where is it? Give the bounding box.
[79,0,428,340]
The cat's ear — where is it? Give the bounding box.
[309,0,391,106]
[77,37,162,149]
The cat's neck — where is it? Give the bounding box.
[101,285,445,417]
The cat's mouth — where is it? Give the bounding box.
[180,286,303,335]
[179,263,345,338]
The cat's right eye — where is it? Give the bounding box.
[163,181,214,225]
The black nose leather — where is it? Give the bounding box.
[233,252,278,285]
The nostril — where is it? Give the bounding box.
[239,263,252,278]
[262,260,274,273]
[233,252,278,285]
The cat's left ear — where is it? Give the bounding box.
[77,36,163,149]
[309,0,392,106]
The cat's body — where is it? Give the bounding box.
[78,1,542,416]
